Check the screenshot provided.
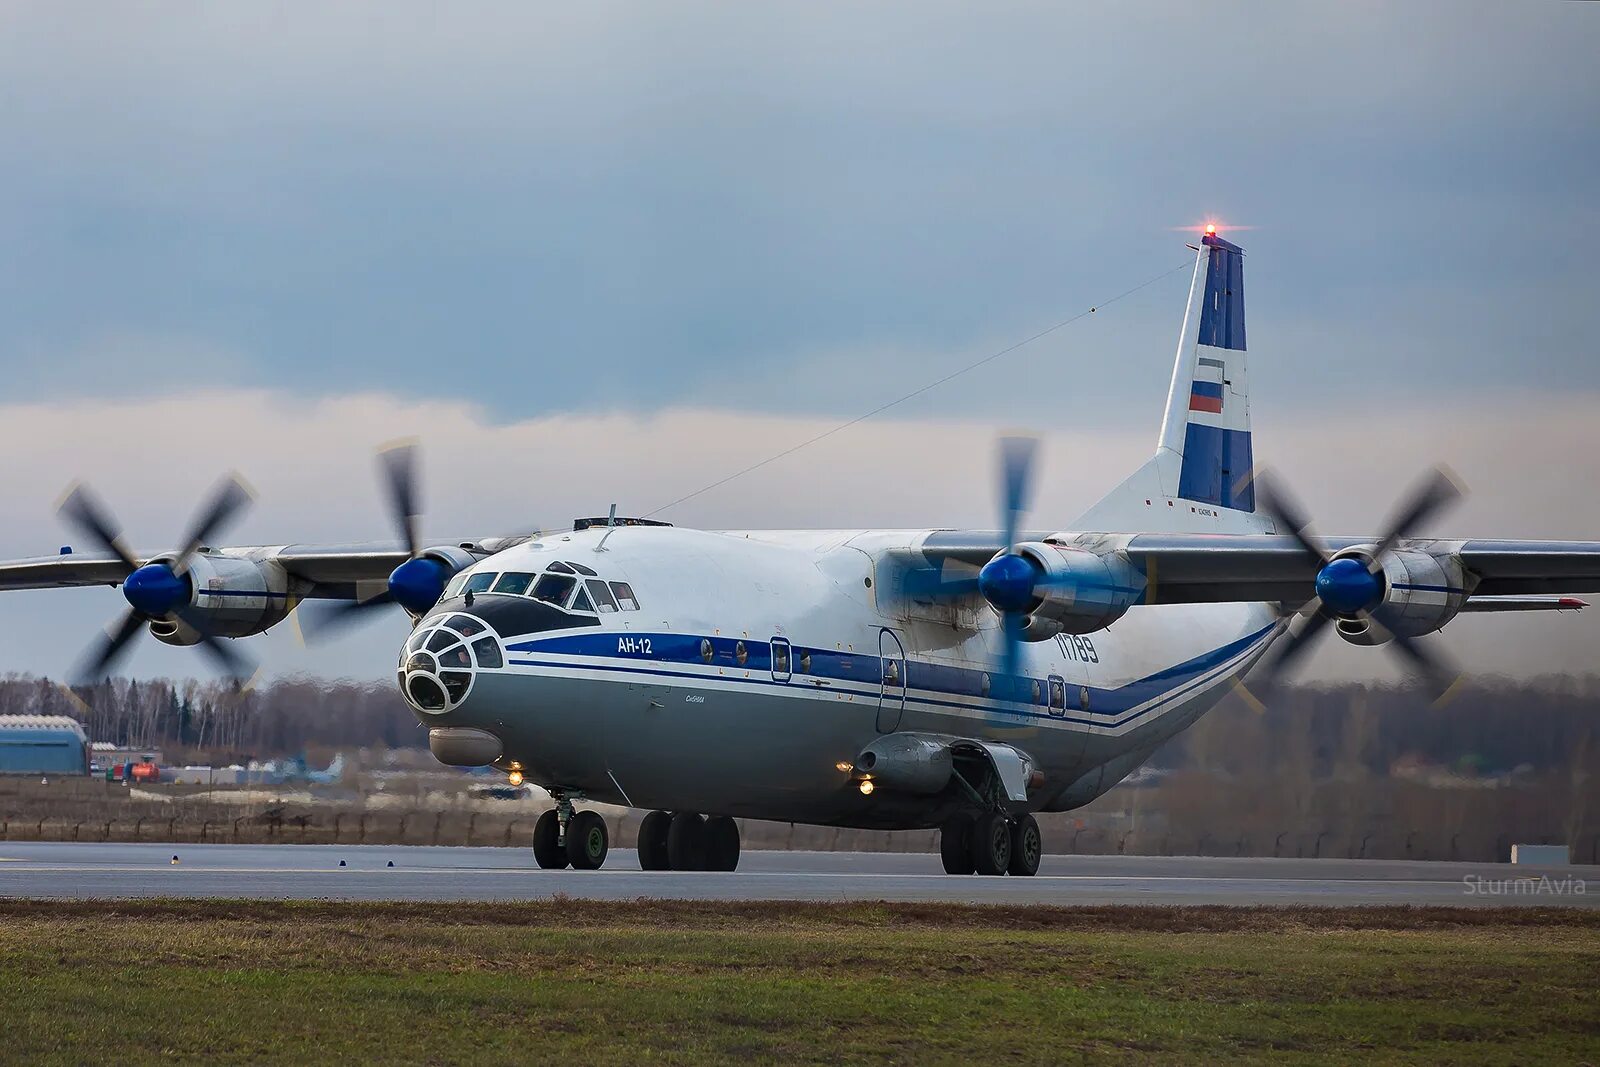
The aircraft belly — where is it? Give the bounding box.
[601,677,881,819]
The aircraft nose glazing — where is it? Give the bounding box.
[397,613,503,715]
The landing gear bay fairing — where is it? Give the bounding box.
[5,231,1596,873]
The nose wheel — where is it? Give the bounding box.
[532,793,611,870]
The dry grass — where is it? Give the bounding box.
[0,900,1596,1064]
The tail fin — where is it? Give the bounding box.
[1073,231,1263,533]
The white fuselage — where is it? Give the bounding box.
[401,524,1280,828]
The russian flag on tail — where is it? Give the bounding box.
[1189,380,1223,414]
[1188,355,1227,414]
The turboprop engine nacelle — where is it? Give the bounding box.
[1326,546,1471,647]
[144,552,293,645]
[985,543,1141,639]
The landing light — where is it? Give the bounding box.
[858,779,874,795]
[508,770,524,787]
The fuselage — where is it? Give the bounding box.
[399,523,1281,829]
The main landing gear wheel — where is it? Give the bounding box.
[567,810,609,870]
[637,809,672,871]
[971,811,1012,876]
[532,809,566,869]
[1008,813,1042,877]
[705,815,741,872]
[666,811,707,870]
[940,814,976,875]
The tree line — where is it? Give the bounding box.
[0,672,1594,778]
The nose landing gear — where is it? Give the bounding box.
[532,792,611,870]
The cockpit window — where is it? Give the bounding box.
[570,584,595,613]
[492,572,535,596]
[531,573,577,606]
[586,579,619,613]
[547,561,575,575]
[610,582,639,611]
[462,572,497,595]
[568,561,598,577]
[444,573,469,599]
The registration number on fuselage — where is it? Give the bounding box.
[617,636,654,655]
[1054,633,1100,664]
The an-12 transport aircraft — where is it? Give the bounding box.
[4,229,1596,876]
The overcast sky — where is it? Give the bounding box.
[0,2,1596,682]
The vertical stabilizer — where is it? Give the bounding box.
[1160,232,1253,511]
[1072,231,1263,533]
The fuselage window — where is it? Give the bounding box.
[570,584,596,613]
[426,629,457,653]
[531,573,577,606]
[1049,678,1066,713]
[586,579,619,613]
[772,641,791,674]
[462,572,498,595]
[492,572,535,596]
[548,561,575,575]
[735,640,748,666]
[568,561,598,577]
[609,581,639,610]
[799,651,811,674]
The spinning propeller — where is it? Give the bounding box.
[1248,466,1466,701]
[298,441,454,638]
[58,474,256,684]
[916,436,1065,705]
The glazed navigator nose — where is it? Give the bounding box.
[398,612,505,715]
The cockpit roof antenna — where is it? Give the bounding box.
[596,503,619,551]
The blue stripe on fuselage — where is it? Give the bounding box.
[504,623,1276,730]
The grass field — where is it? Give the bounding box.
[1,900,1596,1064]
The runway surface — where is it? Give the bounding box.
[1,842,1595,905]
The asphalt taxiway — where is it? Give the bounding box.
[0,842,1594,906]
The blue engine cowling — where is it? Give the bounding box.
[986,542,1143,638]
[1326,546,1472,646]
[142,552,293,645]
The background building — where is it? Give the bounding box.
[0,715,90,775]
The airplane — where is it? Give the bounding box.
[4,226,1597,876]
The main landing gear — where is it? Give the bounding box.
[533,792,610,870]
[940,812,1042,876]
[636,810,742,872]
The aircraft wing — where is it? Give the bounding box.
[1124,535,1600,606]
[0,541,447,597]
[0,551,137,591]
[915,531,1600,607]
